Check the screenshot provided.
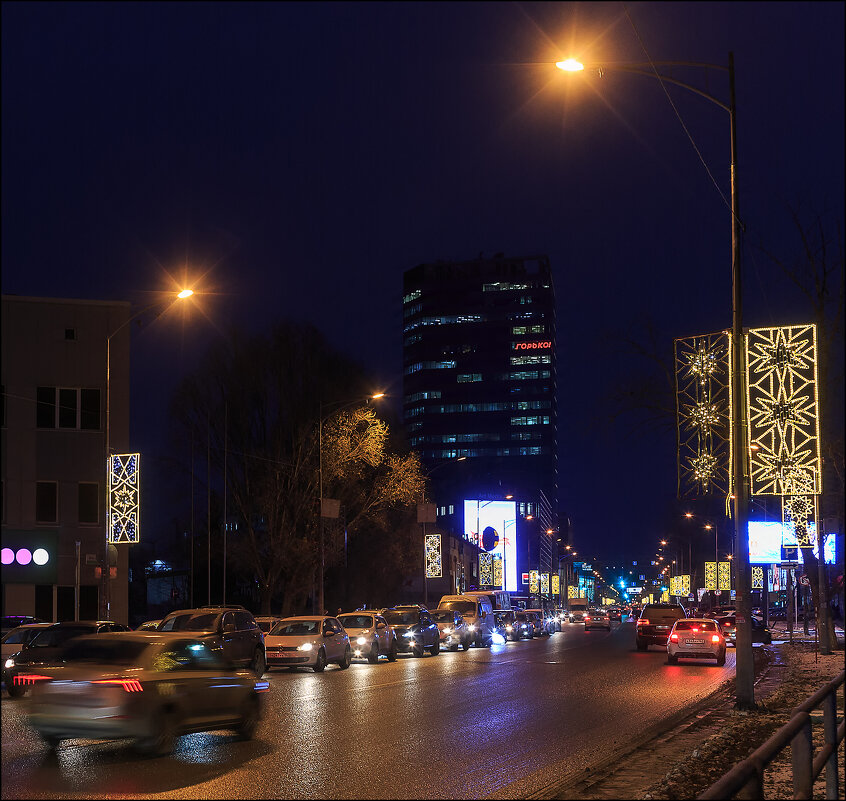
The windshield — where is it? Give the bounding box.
[383,611,416,625]
[430,611,457,623]
[160,613,220,632]
[271,620,321,636]
[62,639,149,665]
[30,626,93,648]
[2,627,42,645]
[674,621,717,632]
[338,615,373,629]
[437,601,476,615]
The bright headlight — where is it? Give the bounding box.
[356,637,367,645]
[443,627,452,634]
[506,625,513,631]
[491,633,506,645]
[403,631,414,637]
[4,658,14,669]
[467,624,476,632]
[297,643,313,652]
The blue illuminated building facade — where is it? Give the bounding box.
[402,255,558,600]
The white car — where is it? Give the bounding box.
[264,616,351,672]
[337,612,397,662]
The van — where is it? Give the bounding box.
[436,594,494,647]
[462,589,511,611]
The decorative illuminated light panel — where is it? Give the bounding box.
[746,325,821,497]
[541,573,550,595]
[108,454,140,544]
[479,553,493,586]
[718,561,731,591]
[530,570,539,594]
[425,534,442,578]
[705,561,717,591]
[567,584,579,599]
[781,469,817,549]
[674,333,732,499]
[551,574,560,596]
[670,575,691,597]
[493,554,503,589]
[752,566,764,590]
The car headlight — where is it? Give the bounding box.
[506,625,513,631]
[443,627,452,634]
[403,631,414,637]
[467,624,476,632]
[297,643,313,652]
[356,637,367,645]
[4,658,15,669]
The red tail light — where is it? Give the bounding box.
[711,635,721,643]
[638,618,649,626]
[669,633,679,642]
[93,679,143,692]
[13,674,51,686]
[722,621,731,626]
[691,627,699,633]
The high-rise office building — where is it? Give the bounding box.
[402,255,558,599]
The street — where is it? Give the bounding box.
[1,621,736,799]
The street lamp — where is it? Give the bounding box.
[102,288,193,619]
[558,53,754,708]
[317,393,384,615]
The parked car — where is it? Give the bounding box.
[525,609,553,636]
[2,623,52,687]
[667,618,726,665]
[513,610,535,639]
[26,632,267,754]
[584,609,612,631]
[382,608,440,657]
[429,609,472,651]
[1,615,46,637]
[436,594,494,647]
[255,616,285,635]
[6,620,130,697]
[492,610,520,642]
[636,603,688,651]
[264,616,350,672]
[714,614,773,646]
[337,612,397,662]
[135,620,161,631]
[157,606,266,676]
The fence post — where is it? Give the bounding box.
[791,712,813,799]
[821,691,839,799]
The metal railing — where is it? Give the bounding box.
[699,670,844,799]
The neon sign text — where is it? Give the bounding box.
[512,341,552,350]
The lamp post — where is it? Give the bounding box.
[559,54,754,707]
[317,393,384,616]
[102,289,193,620]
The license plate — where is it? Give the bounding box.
[685,639,705,644]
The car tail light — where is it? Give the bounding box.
[638,618,649,626]
[669,633,679,642]
[691,627,699,633]
[93,679,143,692]
[711,635,721,643]
[13,674,51,686]
[722,621,731,626]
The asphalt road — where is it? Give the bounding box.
[1,620,736,799]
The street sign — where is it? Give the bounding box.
[799,575,810,586]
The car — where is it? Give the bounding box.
[430,609,472,651]
[569,609,586,624]
[337,611,398,662]
[157,606,266,676]
[636,603,688,651]
[492,609,520,642]
[584,609,612,631]
[382,608,440,656]
[513,610,535,639]
[436,594,494,647]
[608,608,622,622]
[714,614,773,646]
[2,623,53,687]
[26,632,267,755]
[263,616,351,672]
[667,618,727,665]
[6,620,130,697]
[525,609,553,636]
[1,615,46,636]
[255,616,285,635]
[135,620,162,631]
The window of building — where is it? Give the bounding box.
[78,482,99,524]
[510,355,551,366]
[510,416,550,426]
[37,387,56,428]
[64,328,76,340]
[36,481,58,523]
[457,373,482,383]
[58,388,77,428]
[36,387,100,430]
[404,391,441,404]
[402,289,422,304]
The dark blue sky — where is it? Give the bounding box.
[3,2,843,566]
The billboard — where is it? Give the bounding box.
[465,500,517,592]
[747,520,834,564]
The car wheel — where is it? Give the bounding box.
[236,694,260,740]
[7,681,26,698]
[367,642,379,664]
[429,637,440,656]
[387,640,398,662]
[251,648,266,677]
[717,650,726,666]
[636,638,648,651]
[338,645,352,669]
[136,709,177,756]
[462,635,471,650]
[449,641,459,652]
[313,648,327,673]
[667,653,678,665]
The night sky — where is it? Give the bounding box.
[3,2,843,568]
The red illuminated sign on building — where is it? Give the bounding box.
[513,341,552,350]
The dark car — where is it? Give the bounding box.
[608,608,622,622]
[382,608,440,656]
[26,632,267,755]
[714,614,773,646]
[636,603,688,650]
[492,609,520,642]
[514,611,535,639]
[157,606,266,676]
[6,620,129,697]
[1,615,45,637]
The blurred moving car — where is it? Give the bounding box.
[514,611,535,639]
[157,606,266,676]
[26,632,267,754]
[525,610,553,636]
[430,609,472,651]
[667,618,726,665]
[382,608,440,656]
[255,616,285,635]
[6,621,130,697]
[608,608,622,622]
[714,614,773,646]
[1,616,46,636]
[492,610,520,642]
[264,616,351,672]
[2,623,52,686]
[636,603,688,651]
[584,609,612,631]
[337,612,397,662]
[135,620,162,632]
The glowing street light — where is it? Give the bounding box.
[555,58,584,72]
